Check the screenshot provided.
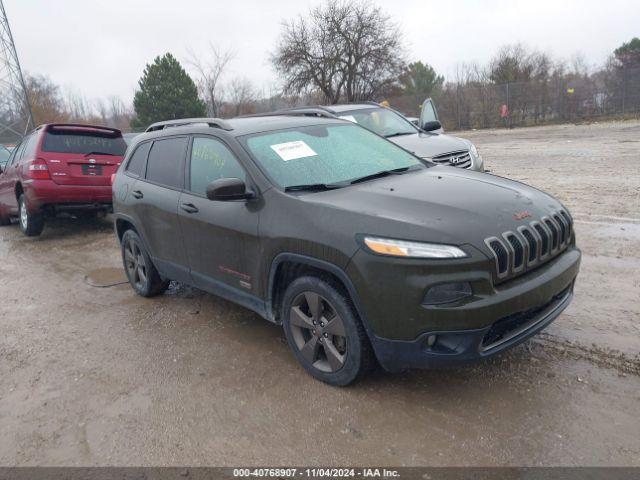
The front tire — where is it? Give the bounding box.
[18,194,44,237]
[121,229,169,297]
[282,276,375,386]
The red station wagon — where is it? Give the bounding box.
[0,124,127,236]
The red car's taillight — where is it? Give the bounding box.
[28,159,51,180]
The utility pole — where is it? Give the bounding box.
[0,0,34,143]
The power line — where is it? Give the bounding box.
[0,0,33,143]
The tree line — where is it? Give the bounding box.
[13,0,640,134]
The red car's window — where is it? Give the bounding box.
[42,129,126,156]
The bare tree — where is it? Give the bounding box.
[25,74,68,125]
[187,44,235,117]
[272,0,405,103]
[227,77,256,116]
[95,98,109,124]
[107,96,132,130]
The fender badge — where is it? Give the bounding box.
[514,211,532,220]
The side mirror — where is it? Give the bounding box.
[421,120,442,132]
[206,177,254,201]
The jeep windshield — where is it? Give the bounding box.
[242,123,423,190]
[338,107,417,138]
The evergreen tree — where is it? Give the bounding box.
[131,53,205,129]
[399,61,444,96]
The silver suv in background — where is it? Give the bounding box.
[272,102,484,172]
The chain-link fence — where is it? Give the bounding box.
[387,67,640,131]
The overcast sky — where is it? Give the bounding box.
[6,0,639,105]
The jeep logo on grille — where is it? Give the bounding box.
[514,211,532,220]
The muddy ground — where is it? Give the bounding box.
[0,120,639,466]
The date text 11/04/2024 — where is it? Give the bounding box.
[232,468,400,478]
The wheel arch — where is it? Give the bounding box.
[266,253,372,336]
[15,182,23,201]
[115,216,139,242]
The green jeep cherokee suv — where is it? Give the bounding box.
[112,116,581,386]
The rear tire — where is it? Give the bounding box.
[121,229,169,297]
[282,276,375,386]
[18,194,44,237]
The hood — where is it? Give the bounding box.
[389,132,469,158]
[300,167,564,248]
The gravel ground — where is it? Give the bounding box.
[0,120,638,466]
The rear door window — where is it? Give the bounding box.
[12,142,27,165]
[189,137,246,196]
[145,137,188,189]
[22,133,39,160]
[125,142,151,177]
[42,129,126,156]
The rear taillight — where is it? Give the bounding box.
[28,159,51,180]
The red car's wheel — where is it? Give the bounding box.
[18,194,44,237]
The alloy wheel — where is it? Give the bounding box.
[124,237,147,289]
[289,291,348,373]
[20,201,28,230]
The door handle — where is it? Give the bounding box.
[180,203,199,214]
[131,190,143,199]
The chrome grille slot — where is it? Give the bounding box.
[486,211,572,283]
[560,210,573,242]
[553,213,567,244]
[504,233,524,271]
[431,150,472,169]
[560,210,572,228]
[519,227,538,264]
[544,217,560,251]
[486,238,509,277]
[533,223,550,257]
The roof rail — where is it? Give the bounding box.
[240,108,338,119]
[145,118,233,133]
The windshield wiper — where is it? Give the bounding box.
[284,183,345,192]
[84,151,116,156]
[384,132,414,138]
[348,166,413,185]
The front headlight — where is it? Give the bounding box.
[363,236,467,259]
[466,141,484,171]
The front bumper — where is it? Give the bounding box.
[371,283,574,372]
[347,245,581,371]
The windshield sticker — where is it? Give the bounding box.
[339,115,357,123]
[270,141,318,161]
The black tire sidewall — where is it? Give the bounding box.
[18,195,44,236]
[282,276,367,386]
[121,230,156,297]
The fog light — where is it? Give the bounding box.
[423,282,472,305]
